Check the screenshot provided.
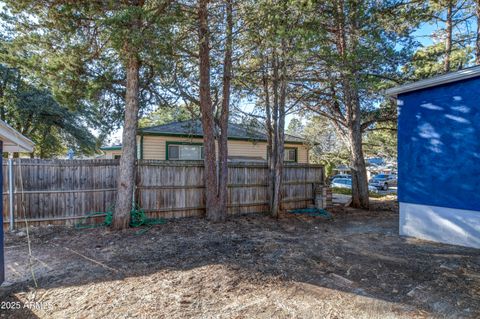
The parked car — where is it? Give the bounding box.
[369,174,397,190]
[331,178,378,192]
[329,174,351,183]
[331,178,351,188]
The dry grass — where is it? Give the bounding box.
[2,200,479,318]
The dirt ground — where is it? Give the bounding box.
[1,199,479,318]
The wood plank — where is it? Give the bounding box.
[6,159,324,225]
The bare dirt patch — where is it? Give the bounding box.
[1,199,479,318]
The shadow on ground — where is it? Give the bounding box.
[0,293,40,318]
[3,200,480,318]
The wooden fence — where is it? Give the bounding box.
[2,159,324,228]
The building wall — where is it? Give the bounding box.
[104,135,309,163]
[397,77,480,248]
[400,202,480,248]
[397,77,480,211]
[103,150,122,159]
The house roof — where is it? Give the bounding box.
[101,145,122,151]
[138,120,307,144]
[385,65,480,96]
[0,119,35,153]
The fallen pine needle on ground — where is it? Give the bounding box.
[1,199,479,318]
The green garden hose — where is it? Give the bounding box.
[76,204,166,233]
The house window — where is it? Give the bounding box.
[284,148,297,162]
[114,155,121,159]
[167,143,204,160]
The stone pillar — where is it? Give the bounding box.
[314,184,333,209]
[324,186,333,209]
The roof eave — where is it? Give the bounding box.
[0,119,35,153]
[385,66,480,96]
[101,146,122,151]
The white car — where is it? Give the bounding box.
[369,174,397,190]
[331,178,378,192]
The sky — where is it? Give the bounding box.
[413,23,437,46]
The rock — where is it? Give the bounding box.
[16,231,26,237]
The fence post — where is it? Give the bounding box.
[8,158,14,232]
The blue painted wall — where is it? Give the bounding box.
[398,77,480,212]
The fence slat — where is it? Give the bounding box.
[2,159,324,227]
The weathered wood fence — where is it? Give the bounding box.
[2,159,324,228]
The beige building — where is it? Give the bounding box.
[101,120,309,163]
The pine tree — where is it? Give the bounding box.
[163,0,234,221]
[0,65,97,157]
[236,0,313,217]
[2,0,176,229]
[302,0,420,209]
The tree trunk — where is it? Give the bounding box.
[333,0,369,209]
[348,126,369,209]
[262,55,275,211]
[0,86,5,121]
[198,0,223,221]
[444,0,453,72]
[346,85,369,209]
[271,40,288,218]
[112,49,140,230]
[217,0,233,219]
[270,51,281,218]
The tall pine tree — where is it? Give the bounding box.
[2,0,176,229]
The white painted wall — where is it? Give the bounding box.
[400,202,480,249]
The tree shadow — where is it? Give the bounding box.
[3,212,480,317]
[0,294,40,318]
